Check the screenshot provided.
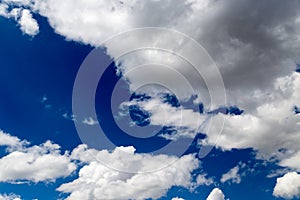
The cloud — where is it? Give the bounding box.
[172,197,185,200]
[206,188,225,200]
[18,9,39,36]
[1,0,299,156]
[1,0,298,101]
[0,131,76,183]
[273,172,300,199]
[279,151,300,171]
[1,0,300,197]
[220,163,245,184]
[195,174,214,186]
[82,117,98,126]
[0,130,28,149]
[0,193,21,200]
[58,145,199,200]
[0,6,38,36]
[204,72,300,166]
[120,96,207,140]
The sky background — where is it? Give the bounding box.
[0,0,300,200]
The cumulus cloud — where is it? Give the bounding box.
[58,144,199,200]
[172,197,185,200]
[204,72,300,165]
[1,0,299,150]
[206,188,225,200]
[1,0,300,197]
[1,0,299,101]
[0,6,38,36]
[18,9,39,36]
[120,96,207,140]
[0,131,76,183]
[195,174,214,186]
[0,193,21,200]
[273,172,300,199]
[0,130,28,149]
[82,117,98,126]
[221,163,245,184]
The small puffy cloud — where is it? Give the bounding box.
[120,97,207,140]
[58,145,199,200]
[18,9,39,36]
[220,164,244,184]
[273,172,300,199]
[82,117,98,126]
[0,193,21,200]
[172,197,185,200]
[0,130,28,149]
[206,188,225,200]
[0,131,76,183]
[0,5,38,36]
[196,174,214,186]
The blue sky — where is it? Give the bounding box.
[0,1,300,200]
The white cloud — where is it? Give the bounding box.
[273,172,300,199]
[0,3,9,17]
[0,5,38,36]
[0,193,21,200]
[196,174,214,186]
[172,197,185,200]
[1,0,300,197]
[1,0,299,157]
[82,117,98,126]
[0,130,28,149]
[0,131,76,183]
[204,72,300,166]
[221,164,244,184]
[18,9,39,36]
[120,97,207,140]
[58,145,199,200]
[206,188,225,200]
[280,151,300,171]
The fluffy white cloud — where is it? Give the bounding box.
[280,151,300,171]
[82,117,98,126]
[58,145,199,200]
[1,0,299,152]
[206,188,225,200]
[204,72,300,165]
[220,164,244,184]
[0,130,28,149]
[18,9,39,36]
[120,97,207,140]
[0,6,38,36]
[1,0,298,101]
[0,193,21,200]
[1,0,300,197]
[196,174,214,186]
[273,172,300,199]
[0,131,76,183]
[172,197,185,200]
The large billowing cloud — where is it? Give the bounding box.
[273,172,300,199]
[0,130,201,199]
[58,144,199,200]
[205,72,300,165]
[1,0,299,103]
[0,130,76,183]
